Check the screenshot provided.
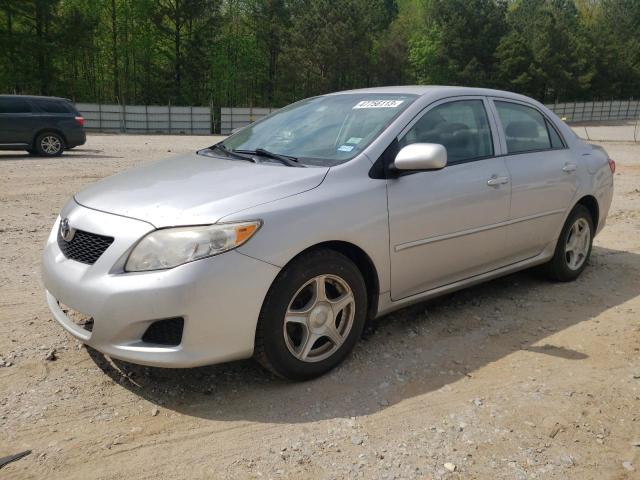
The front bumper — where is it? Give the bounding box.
[42,200,280,367]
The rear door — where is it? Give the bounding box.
[490,98,578,262]
[387,97,512,300]
[0,97,34,145]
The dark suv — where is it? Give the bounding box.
[0,95,86,156]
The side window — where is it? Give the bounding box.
[0,98,32,113]
[546,119,565,149]
[37,100,72,114]
[495,101,554,154]
[399,100,493,164]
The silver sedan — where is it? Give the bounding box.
[42,87,614,380]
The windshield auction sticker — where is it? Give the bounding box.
[353,100,404,109]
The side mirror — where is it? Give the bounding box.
[394,143,447,171]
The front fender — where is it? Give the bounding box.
[222,159,392,294]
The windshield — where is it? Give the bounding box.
[219,93,417,166]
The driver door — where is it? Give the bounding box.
[387,97,512,300]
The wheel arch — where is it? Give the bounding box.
[575,195,599,230]
[285,241,380,320]
[32,128,67,149]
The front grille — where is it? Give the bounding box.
[57,228,114,265]
[142,318,184,346]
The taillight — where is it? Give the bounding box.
[608,158,616,174]
[75,116,85,127]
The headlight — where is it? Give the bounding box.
[125,221,261,272]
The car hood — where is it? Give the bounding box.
[74,153,329,227]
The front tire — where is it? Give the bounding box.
[35,132,64,157]
[543,205,594,282]
[255,250,367,381]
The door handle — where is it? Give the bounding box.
[487,175,509,187]
[562,163,577,173]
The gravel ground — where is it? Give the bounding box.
[0,133,639,480]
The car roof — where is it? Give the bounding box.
[329,85,537,103]
[0,94,72,102]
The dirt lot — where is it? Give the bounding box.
[1,133,639,480]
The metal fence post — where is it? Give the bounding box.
[98,103,102,131]
[626,98,631,120]
[168,101,172,134]
[210,101,214,134]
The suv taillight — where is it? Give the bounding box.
[608,158,616,174]
[75,116,85,127]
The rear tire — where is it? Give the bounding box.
[35,132,64,157]
[254,250,367,381]
[542,205,594,282]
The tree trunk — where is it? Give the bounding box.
[5,3,17,92]
[174,0,182,103]
[111,0,120,102]
[35,0,48,94]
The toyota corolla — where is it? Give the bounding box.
[42,87,614,380]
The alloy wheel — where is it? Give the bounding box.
[283,274,355,363]
[565,217,590,270]
[41,135,62,154]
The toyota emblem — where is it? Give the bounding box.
[60,218,75,242]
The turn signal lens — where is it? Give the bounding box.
[608,158,616,174]
[235,223,259,244]
[75,116,85,126]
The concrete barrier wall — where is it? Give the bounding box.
[75,103,211,134]
[546,100,640,123]
[75,100,639,139]
[220,107,277,134]
[571,122,640,142]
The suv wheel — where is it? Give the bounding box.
[255,250,367,380]
[543,205,594,281]
[35,132,64,157]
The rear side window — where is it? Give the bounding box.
[0,98,32,113]
[495,101,559,154]
[400,99,494,164]
[37,100,74,114]
[547,120,565,148]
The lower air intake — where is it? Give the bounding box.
[142,318,184,346]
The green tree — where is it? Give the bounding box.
[496,0,595,101]
[0,0,638,106]
[409,0,507,87]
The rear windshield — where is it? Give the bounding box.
[221,93,417,166]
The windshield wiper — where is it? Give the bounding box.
[233,148,304,167]
[202,144,257,162]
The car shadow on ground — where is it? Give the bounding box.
[0,150,122,161]
[87,245,639,424]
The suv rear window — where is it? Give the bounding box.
[0,98,32,113]
[37,100,74,114]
